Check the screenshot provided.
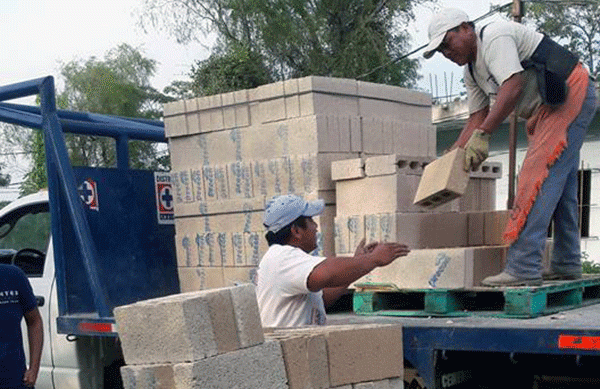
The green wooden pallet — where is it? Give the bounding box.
[353,276,600,319]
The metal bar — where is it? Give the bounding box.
[38,76,111,318]
[0,78,46,101]
[116,135,130,170]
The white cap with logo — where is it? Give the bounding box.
[263,194,325,233]
[423,8,470,59]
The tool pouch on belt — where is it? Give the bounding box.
[521,35,579,106]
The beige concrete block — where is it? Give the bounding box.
[175,233,195,268]
[459,179,481,212]
[164,114,188,138]
[326,325,403,386]
[229,284,264,348]
[358,80,430,105]
[393,212,469,249]
[202,166,218,202]
[190,168,205,202]
[164,99,185,117]
[315,204,336,257]
[331,158,365,181]
[414,148,470,209]
[484,210,510,246]
[379,213,397,243]
[479,179,497,211]
[232,232,246,267]
[334,216,350,255]
[353,246,507,289]
[365,214,381,243]
[298,75,358,95]
[222,267,258,288]
[365,154,431,177]
[362,117,384,154]
[392,122,433,158]
[177,267,225,292]
[336,174,423,215]
[316,152,359,191]
[350,116,362,152]
[228,161,254,199]
[348,215,365,253]
[214,165,229,200]
[168,136,204,172]
[265,157,289,198]
[244,232,263,266]
[260,96,287,124]
[269,333,329,389]
[467,212,486,246]
[217,232,234,267]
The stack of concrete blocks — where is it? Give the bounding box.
[332,150,509,289]
[265,323,404,389]
[163,76,434,292]
[115,283,405,388]
[115,284,289,388]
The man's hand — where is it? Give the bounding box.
[23,367,39,387]
[369,242,410,267]
[464,129,491,171]
[354,238,378,256]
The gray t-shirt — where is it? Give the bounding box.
[465,21,544,119]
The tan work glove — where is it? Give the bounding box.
[464,129,491,171]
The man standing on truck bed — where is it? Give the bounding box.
[0,264,43,388]
[256,194,410,327]
[423,8,597,286]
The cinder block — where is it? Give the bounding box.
[164,114,188,138]
[362,117,384,154]
[353,246,507,289]
[325,325,403,387]
[120,364,175,389]
[354,379,404,389]
[177,267,224,292]
[334,216,350,255]
[392,212,469,249]
[413,148,470,209]
[350,116,362,152]
[347,215,365,254]
[228,161,254,199]
[232,232,246,267]
[266,332,329,389]
[364,154,431,177]
[331,158,365,181]
[217,232,234,267]
[244,231,263,266]
[228,284,265,348]
[484,210,510,245]
[316,152,360,191]
[115,286,237,365]
[173,341,287,389]
[222,267,258,288]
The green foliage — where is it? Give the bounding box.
[583,260,600,274]
[19,44,170,196]
[139,0,429,95]
[523,1,600,77]
[190,44,273,96]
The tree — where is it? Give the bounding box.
[139,0,430,96]
[523,1,599,77]
[17,44,170,196]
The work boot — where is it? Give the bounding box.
[541,269,582,281]
[481,271,543,287]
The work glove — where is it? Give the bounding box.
[464,129,491,172]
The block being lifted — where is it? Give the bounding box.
[413,148,470,209]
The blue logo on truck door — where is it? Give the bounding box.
[155,172,174,224]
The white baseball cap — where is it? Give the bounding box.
[263,194,324,233]
[423,8,470,59]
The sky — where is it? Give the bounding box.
[0,0,509,200]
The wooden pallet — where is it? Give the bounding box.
[353,275,600,318]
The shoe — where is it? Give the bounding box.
[481,271,543,287]
[541,269,582,281]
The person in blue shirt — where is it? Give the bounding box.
[0,264,43,388]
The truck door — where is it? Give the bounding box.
[0,196,53,388]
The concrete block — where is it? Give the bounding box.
[217,232,234,267]
[244,231,263,266]
[413,148,470,209]
[222,267,258,288]
[348,215,365,253]
[470,161,502,179]
[214,165,229,200]
[326,325,403,386]
[334,216,350,255]
[350,116,362,152]
[228,284,265,348]
[353,246,507,289]
[364,154,431,177]
[357,80,430,106]
[467,212,485,246]
[190,168,205,202]
[120,364,175,389]
[232,232,246,267]
[176,233,195,267]
[362,117,384,154]
[458,179,481,212]
[260,96,287,124]
[164,114,188,138]
[228,161,254,199]
[115,286,238,365]
[316,152,359,191]
[484,210,510,246]
[298,75,358,95]
[177,266,225,292]
[267,332,329,389]
[173,341,287,389]
[354,379,404,389]
[393,212,469,249]
[336,174,423,215]
[331,158,365,181]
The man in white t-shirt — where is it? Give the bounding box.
[423,8,597,286]
[256,194,410,327]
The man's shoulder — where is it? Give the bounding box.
[0,263,27,278]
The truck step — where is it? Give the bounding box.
[353,275,600,318]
